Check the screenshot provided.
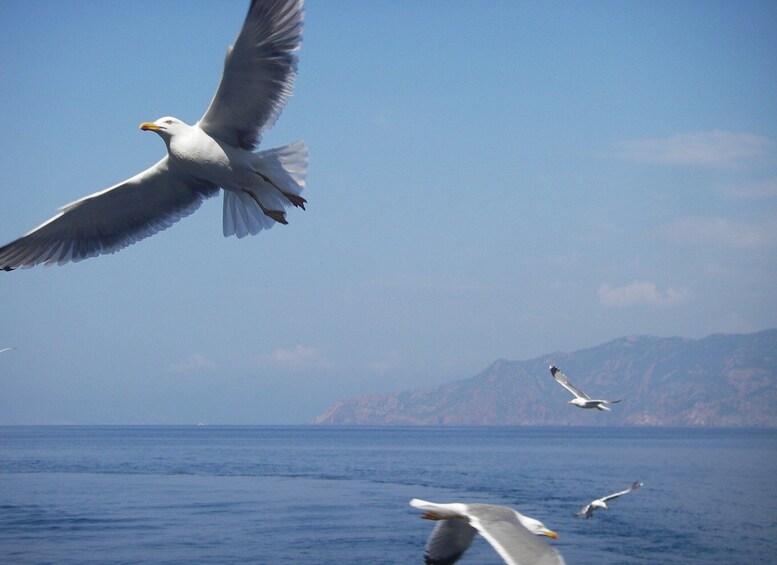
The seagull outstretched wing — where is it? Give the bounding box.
[601,480,643,503]
[199,0,304,150]
[0,160,218,270]
[549,366,590,400]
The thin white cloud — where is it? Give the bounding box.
[612,130,775,169]
[365,350,403,375]
[717,312,757,334]
[547,252,584,269]
[597,281,689,308]
[374,113,389,128]
[660,216,777,248]
[370,272,498,295]
[169,353,217,374]
[373,110,400,131]
[257,345,331,373]
[721,177,777,200]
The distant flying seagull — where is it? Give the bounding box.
[549,365,623,411]
[0,347,14,354]
[576,481,643,519]
[0,0,307,271]
[410,498,565,565]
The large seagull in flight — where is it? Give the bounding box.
[0,0,307,270]
[410,498,565,565]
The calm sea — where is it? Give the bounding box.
[1,426,775,564]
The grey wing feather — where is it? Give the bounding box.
[0,158,218,270]
[423,520,477,565]
[466,505,565,565]
[198,0,304,150]
[550,366,590,400]
[601,481,643,502]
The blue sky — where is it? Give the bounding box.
[1,1,775,424]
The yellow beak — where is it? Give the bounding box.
[543,529,559,540]
[139,122,161,131]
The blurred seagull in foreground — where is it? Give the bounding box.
[0,0,307,270]
[410,498,565,565]
[549,365,623,411]
[576,481,643,519]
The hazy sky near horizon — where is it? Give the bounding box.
[1,1,775,424]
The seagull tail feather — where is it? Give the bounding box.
[222,141,308,238]
[252,140,308,205]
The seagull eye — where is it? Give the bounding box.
[165,119,173,125]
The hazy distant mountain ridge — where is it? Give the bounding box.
[313,330,777,426]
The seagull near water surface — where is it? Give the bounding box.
[410,498,565,565]
[576,481,643,519]
[549,365,623,411]
[0,0,307,271]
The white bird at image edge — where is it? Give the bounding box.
[0,0,307,271]
[410,498,565,565]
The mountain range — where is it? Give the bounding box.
[313,329,777,426]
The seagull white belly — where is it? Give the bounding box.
[167,129,256,191]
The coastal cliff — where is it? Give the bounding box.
[314,330,777,426]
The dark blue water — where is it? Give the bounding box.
[1,426,775,564]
